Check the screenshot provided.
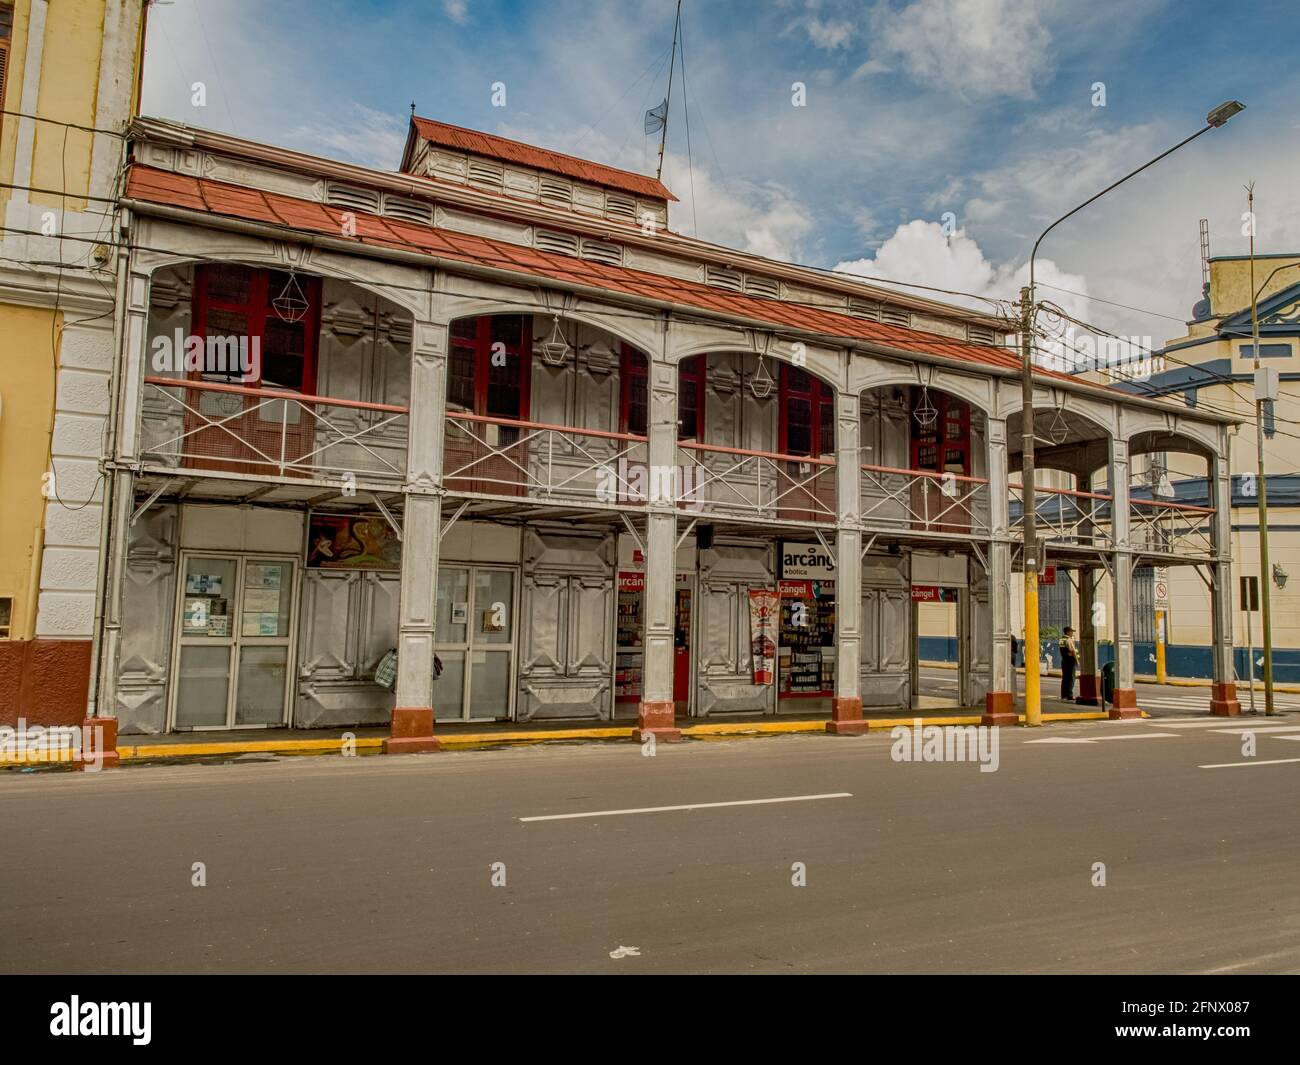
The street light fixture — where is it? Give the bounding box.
[1018,101,1244,726]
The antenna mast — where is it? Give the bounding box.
[656,0,683,182]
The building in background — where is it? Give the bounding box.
[0,1,146,728]
[1104,251,1300,682]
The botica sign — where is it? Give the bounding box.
[780,542,835,581]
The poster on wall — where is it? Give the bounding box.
[748,588,778,685]
[306,513,401,571]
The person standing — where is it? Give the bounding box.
[1059,626,1078,701]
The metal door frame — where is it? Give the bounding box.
[168,549,300,731]
[435,562,520,721]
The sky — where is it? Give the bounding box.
[139,0,1300,353]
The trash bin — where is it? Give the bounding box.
[1101,661,1115,703]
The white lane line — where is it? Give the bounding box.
[1158,719,1270,729]
[520,792,854,822]
[1269,734,1300,741]
[1210,726,1300,735]
[1198,757,1300,769]
[1026,738,1097,744]
[1025,733,1178,745]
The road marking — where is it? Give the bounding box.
[1198,757,1300,769]
[520,792,853,822]
[1026,732,1178,745]
[1025,738,1098,744]
[1269,734,1300,741]
[1210,726,1300,735]
[1157,719,1269,729]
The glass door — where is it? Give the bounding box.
[435,564,517,721]
[172,553,297,730]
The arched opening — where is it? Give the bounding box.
[858,384,989,710]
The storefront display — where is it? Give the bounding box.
[615,570,692,704]
[778,579,835,696]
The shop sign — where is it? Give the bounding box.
[748,589,778,685]
[618,571,645,592]
[781,542,835,580]
[911,585,958,603]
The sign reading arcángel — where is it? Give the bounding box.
[780,542,835,581]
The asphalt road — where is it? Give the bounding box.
[3,713,1299,974]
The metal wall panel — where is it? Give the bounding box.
[695,539,775,715]
[965,559,992,705]
[294,567,399,727]
[518,527,614,719]
[116,503,179,734]
[861,553,910,707]
[139,266,193,467]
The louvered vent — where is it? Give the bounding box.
[605,193,636,223]
[325,183,382,214]
[382,194,434,225]
[705,265,744,292]
[581,238,623,267]
[848,298,881,320]
[467,158,505,191]
[535,229,580,257]
[880,307,911,327]
[539,176,573,208]
[743,275,781,300]
[967,325,997,345]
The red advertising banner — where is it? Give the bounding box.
[911,585,941,602]
[618,571,645,592]
[748,588,778,685]
[1037,566,1057,586]
[779,580,813,598]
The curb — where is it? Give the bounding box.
[1,709,1129,767]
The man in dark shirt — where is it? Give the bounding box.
[1059,626,1078,700]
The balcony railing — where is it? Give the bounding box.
[677,441,836,522]
[1008,483,1113,548]
[861,463,990,535]
[443,411,649,504]
[1130,497,1215,557]
[140,377,409,483]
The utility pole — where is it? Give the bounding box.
[1020,286,1042,726]
[655,0,683,183]
[1246,185,1279,715]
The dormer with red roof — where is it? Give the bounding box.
[399,114,675,234]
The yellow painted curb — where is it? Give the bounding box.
[3,707,1148,768]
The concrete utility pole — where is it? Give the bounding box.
[1246,185,1279,715]
[1019,101,1242,727]
[1020,286,1042,726]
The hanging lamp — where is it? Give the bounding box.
[271,271,309,323]
[540,314,570,366]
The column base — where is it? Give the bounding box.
[384,706,440,754]
[1108,688,1142,720]
[633,700,682,743]
[78,716,120,771]
[1210,681,1242,717]
[981,691,1018,727]
[1075,673,1099,707]
[827,696,869,735]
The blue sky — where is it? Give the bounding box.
[141,0,1300,344]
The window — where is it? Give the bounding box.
[0,596,11,639]
[1240,343,1290,359]
[192,265,321,391]
[620,345,648,435]
[678,355,705,441]
[0,6,12,143]
[910,390,971,475]
[446,315,532,420]
[779,365,834,458]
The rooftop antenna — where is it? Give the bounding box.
[649,0,683,183]
[1199,217,1210,288]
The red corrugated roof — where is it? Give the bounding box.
[408,115,675,203]
[125,165,1024,373]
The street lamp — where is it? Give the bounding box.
[1018,100,1245,726]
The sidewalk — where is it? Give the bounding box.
[2,704,1113,769]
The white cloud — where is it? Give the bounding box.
[869,0,1054,100]
[834,219,1097,367]
[805,17,856,49]
[443,0,470,24]
[286,103,408,169]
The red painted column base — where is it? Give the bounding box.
[78,716,120,771]
[633,700,682,743]
[982,691,1018,727]
[1075,672,1100,707]
[1108,688,1142,720]
[827,695,869,735]
[1209,681,1242,717]
[384,706,440,754]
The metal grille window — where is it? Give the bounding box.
[1133,566,1156,643]
[1039,578,1073,633]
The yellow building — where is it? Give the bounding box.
[0,0,145,723]
[1092,253,1300,683]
